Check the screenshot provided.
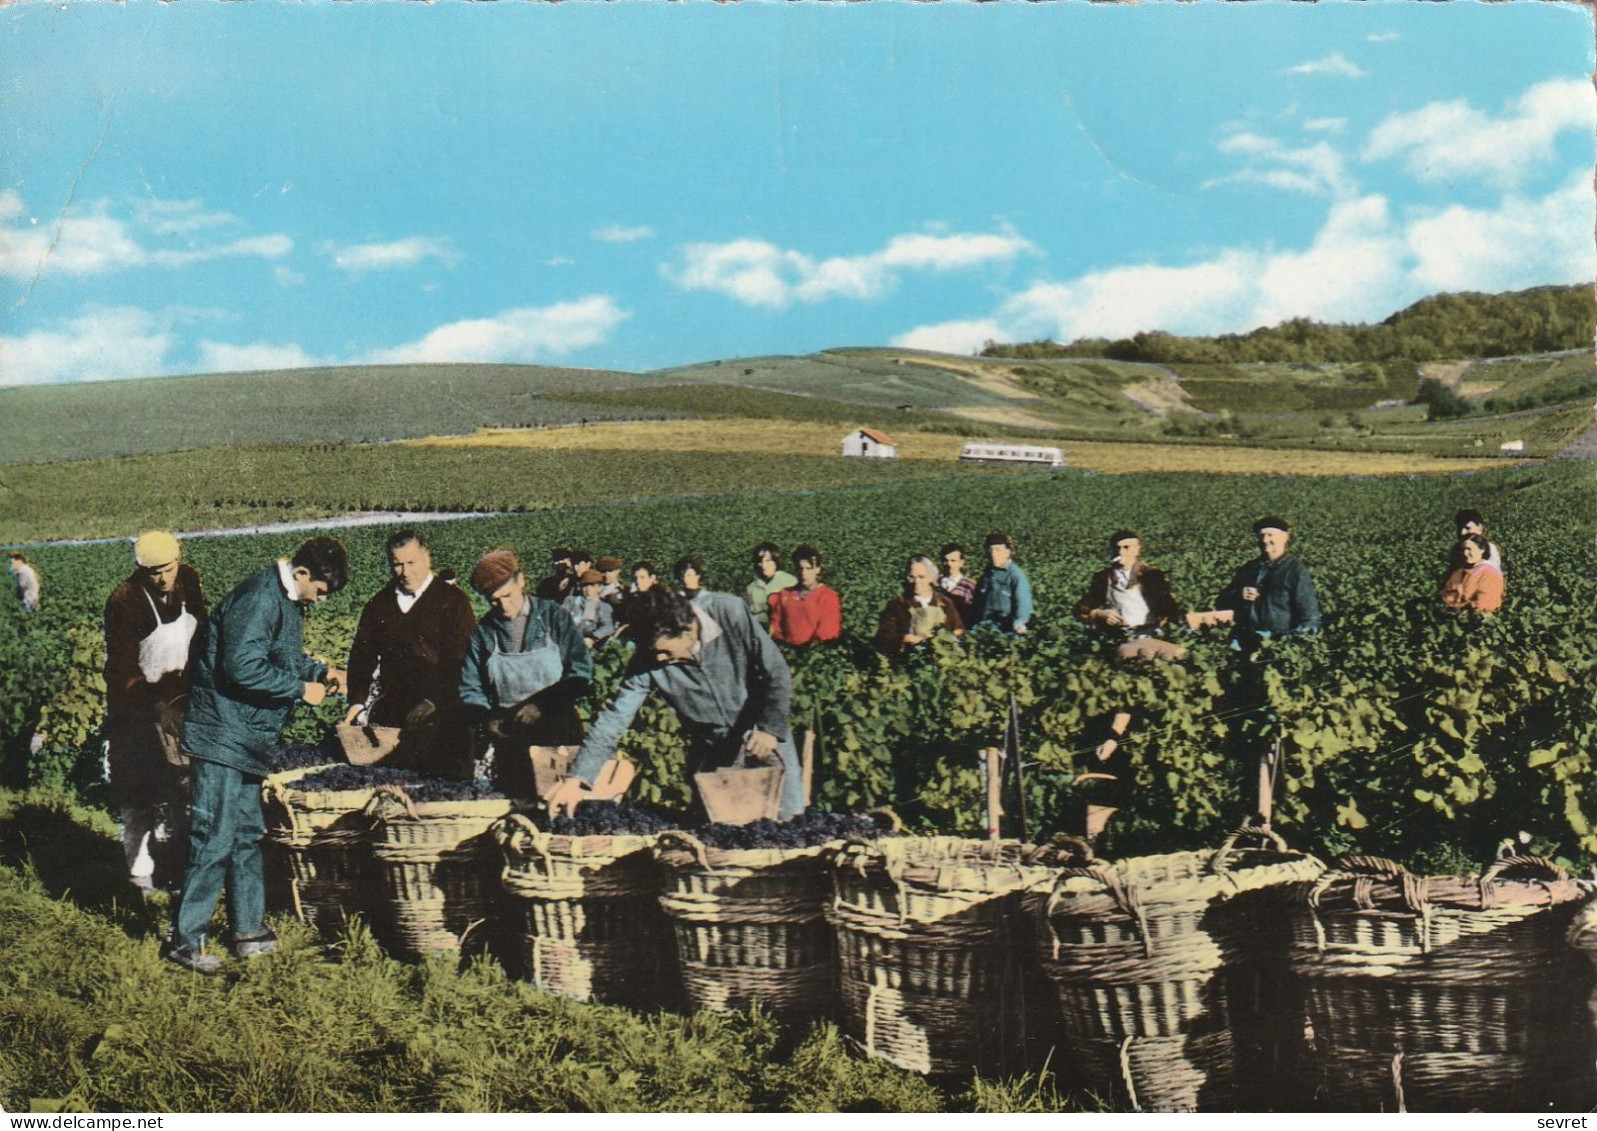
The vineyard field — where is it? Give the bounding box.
[5,461,1592,872]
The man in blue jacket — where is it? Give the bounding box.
[546,586,804,821]
[166,537,349,973]
[972,531,1033,635]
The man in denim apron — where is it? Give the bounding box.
[458,549,593,798]
[548,587,805,822]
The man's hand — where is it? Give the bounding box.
[902,633,924,646]
[405,699,438,728]
[324,668,348,695]
[1240,587,1260,603]
[514,701,543,728]
[342,704,364,726]
[1095,737,1119,762]
[743,729,781,764]
[302,682,328,706]
[1098,610,1124,628]
[543,776,591,818]
[1014,623,1028,635]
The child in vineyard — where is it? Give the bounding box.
[9,551,40,613]
[1449,510,1504,576]
[875,554,965,656]
[674,556,710,603]
[745,542,797,630]
[971,532,1033,635]
[459,549,593,798]
[546,586,806,822]
[166,536,349,973]
[938,542,977,620]
[768,544,842,647]
[596,556,626,610]
[103,530,208,894]
[342,530,477,774]
[562,568,619,648]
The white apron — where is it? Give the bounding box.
[137,588,198,684]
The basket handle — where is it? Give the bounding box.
[1335,855,1407,877]
[1048,863,1152,958]
[494,811,543,855]
[1211,823,1288,876]
[866,806,905,834]
[261,778,307,841]
[654,828,711,871]
[364,784,418,822]
[1028,833,1095,869]
[1481,854,1569,885]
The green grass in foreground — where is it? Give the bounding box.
[0,789,1096,1114]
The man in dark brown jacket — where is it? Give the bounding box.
[875,554,965,657]
[1074,530,1186,662]
[104,530,208,893]
[343,530,477,774]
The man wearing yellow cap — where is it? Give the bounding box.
[103,531,209,894]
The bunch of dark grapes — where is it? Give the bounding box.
[696,811,895,850]
[523,800,679,837]
[294,764,425,792]
[400,777,506,803]
[267,743,339,773]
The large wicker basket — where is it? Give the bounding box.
[494,812,678,1010]
[654,829,836,1031]
[1288,854,1594,1112]
[261,764,373,934]
[1030,828,1323,1112]
[366,787,515,961]
[826,836,1055,1078]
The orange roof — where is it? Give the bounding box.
[856,427,897,446]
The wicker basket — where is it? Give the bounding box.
[1030,828,1323,1112]
[494,812,678,1009]
[654,829,836,1030]
[366,786,515,960]
[260,764,374,934]
[826,836,1055,1078]
[1288,854,1595,1112]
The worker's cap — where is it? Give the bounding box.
[470,549,521,595]
[578,569,604,585]
[1252,516,1292,535]
[134,530,182,568]
[595,556,623,573]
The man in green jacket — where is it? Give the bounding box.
[165,537,349,973]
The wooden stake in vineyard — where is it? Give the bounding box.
[981,746,1005,841]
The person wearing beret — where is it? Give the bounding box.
[562,568,619,648]
[104,530,209,894]
[458,549,593,798]
[1204,516,1321,650]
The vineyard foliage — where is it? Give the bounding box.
[2,462,1592,869]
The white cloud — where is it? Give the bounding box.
[134,198,237,237]
[274,266,306,288]
[324,236,459,273]
[196,340,327,374]
[592,224,655,244]
[0,306,173,386]
[368,295,629,364]
[665,228,1037,310]
[1303,117,1347,134]
[1363,78,1596,189]
[1207,133,1352,197]
[892,177,1591,348]
[1367,32,1401,43]
[545,257,575,267]
[0,195,291,280]
[890,319,1006,356]
[1406,171,1595,292]
[1284,53,1367,79]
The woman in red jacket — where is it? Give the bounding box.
[1440,533,1504,613]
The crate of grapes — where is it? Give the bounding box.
[825,835,1054,1078]
[1287,853,1594,1112]
[654,814,889,1031]
[1029,827,1322,1112]
[260,753,381,934]
[494,803,679,1010]
[366,780,516,961]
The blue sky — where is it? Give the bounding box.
[2,1,1592,384]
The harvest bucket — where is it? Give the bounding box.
[1288,854,1594,1112]
[654,829,834,1030]
[494,811,677,1010]
[826,836,1054,1078]
[335,721,442,767]
[260,763,373,934]
[694,755,784,826]
[366,786,515,960]
[1030,828,1323,1112]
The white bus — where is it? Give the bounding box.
[958,441,1066,468]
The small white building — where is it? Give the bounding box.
[958,440,1066,468]
[1498,439,1526,455]
[842,428,899,459]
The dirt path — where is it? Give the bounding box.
[1556,422,1597,460]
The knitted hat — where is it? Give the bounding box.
[596,556,623,573]
[471,549,521,595]
[134,531,181,568]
